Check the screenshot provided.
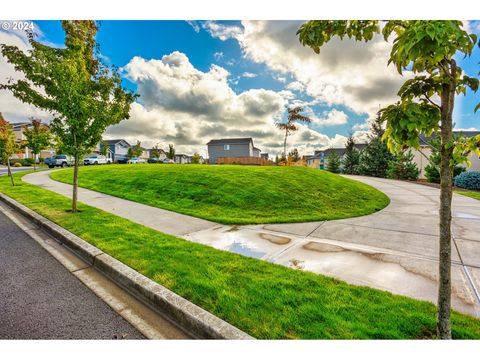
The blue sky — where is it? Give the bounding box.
[1,20,479,156]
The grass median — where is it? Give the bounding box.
[50,164,390,224]
[1,171,480,339]
[457,191,480,201]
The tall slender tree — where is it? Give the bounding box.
[298,20,480,338]
[276,106,311,164]
[167,144,175,160]
[1,21,137,212]
[22,118,51,171]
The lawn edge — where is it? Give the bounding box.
[0,191,253,340]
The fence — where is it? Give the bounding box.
[216,156,274,166]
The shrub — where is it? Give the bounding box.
[386,150,420,181]
[20,158,34,166]
[13,162,22,167]
[454,171,480,190]
[326,151,341,173]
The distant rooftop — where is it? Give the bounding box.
[419,130,480,145]
[207,138,253,145]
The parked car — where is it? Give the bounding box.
[128,157,147,164]
[147,157,164,164]
[44,155,74,168]
[115,155,129,164]
[84,155,111,165]
[163,159,175,164]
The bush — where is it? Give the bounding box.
[20,158,34,166]
[454,171,480,190]
[13,162,22,167]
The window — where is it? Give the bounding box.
[224,144,230,151]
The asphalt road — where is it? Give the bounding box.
[0,167,32,177]
[0,209,144,339]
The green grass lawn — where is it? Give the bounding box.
[50,164,390,224]
[1,172,480,339]
[457,191,480,201]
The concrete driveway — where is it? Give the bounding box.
[22,171,480,316]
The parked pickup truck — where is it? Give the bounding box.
[84,155,111,165]
[44,155,75,168]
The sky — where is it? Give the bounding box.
[1,20,480,158]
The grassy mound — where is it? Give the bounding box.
[50,164,389,224]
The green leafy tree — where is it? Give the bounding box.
[191,152,201,164]
[342,134,360,174]
[0,113,18,186]
[326,151,341,173]
[99,140,109,157]
[0,21,137,212]
[22,118,51,171]
[167,144,175,160]
[131,141,143,158]
[425,137,466,183]
[298,20,480,338]
[276,106,311,165]
[357,113,394,177]
[386,149,420,180]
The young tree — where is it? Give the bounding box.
[131,141,143,158]
[298,20,480,338]
[276,106,311,164]
[22,118,51,171]
[386,149,420,181]
[356,113,394,178]
[150,145,161,159]
[191,153,201,164]
[326,151,341,173]
[425,137,466,183]
[288,148,300,162]
[1,21,136,212]
[342,134,360,174]
[167,144,175,160]
[99,140,109,157]
[0,114,18,186]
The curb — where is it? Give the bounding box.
[0,192,253,340]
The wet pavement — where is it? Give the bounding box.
[23,171,480,317]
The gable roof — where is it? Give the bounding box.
[104,139,131,147]
[419,130,480,145]
[312,143,368,158]
[207,138,253,146]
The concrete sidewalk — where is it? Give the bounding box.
[22,170,480,316]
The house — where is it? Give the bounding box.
[412,131,480,179]
[174,154,190,164]
[10,120,55,160]
[101,139,131,163]
[306,144,367,169]
[206,138,261,164]
[149,148,167,161]
[91,142,114,161]
[260,153,269,160]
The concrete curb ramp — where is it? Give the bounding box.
[0,192,253,340]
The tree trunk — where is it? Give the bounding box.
[437,60,456,339]
[284,129,288,166]
[72,154,79,213]
[33,153,37,171]
[7,158,15,186]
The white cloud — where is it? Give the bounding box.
[205,20,411,118]
[309,109,348,127]
[202,21,243,41]
[286,81,305,92]
[186,20,200,33]
[242,72,257,78]
[0,29,52,123]
[213,51,224,61]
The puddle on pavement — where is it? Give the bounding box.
[260,233,291,245]
[276,241,476,315]
[184,226,293,261]
[228,242,267,259]
[453,212,480,220]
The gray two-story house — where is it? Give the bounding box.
[101,139,131,162]
[207,138,261,164]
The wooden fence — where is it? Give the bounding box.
[216,156,274,166]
